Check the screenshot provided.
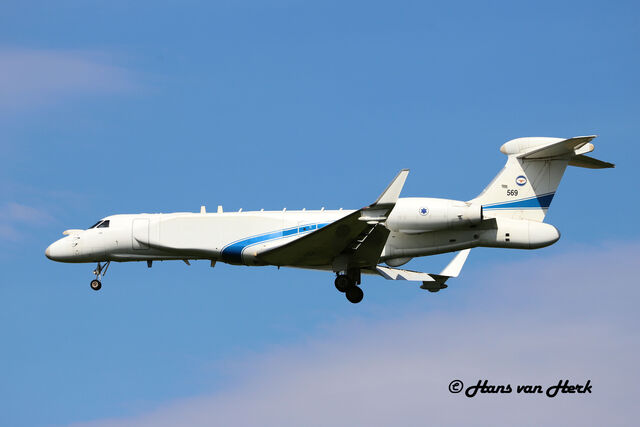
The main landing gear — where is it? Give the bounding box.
[334,273,364,304]
[91,261,110,291]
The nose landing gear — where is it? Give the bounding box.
[91,261,110,291]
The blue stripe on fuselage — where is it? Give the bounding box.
[221,223,329,264]
[483,192,555,210]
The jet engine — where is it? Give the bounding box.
[385,198,482,234]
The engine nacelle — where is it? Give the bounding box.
[385,198,482,233]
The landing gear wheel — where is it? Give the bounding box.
[334,275,352,293]
[345,286,364,304]
[424,283,448,293]
[90,261,109,291]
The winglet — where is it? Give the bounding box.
[439,249,471,278]
[419,249,471,291]
[373,169,409,206]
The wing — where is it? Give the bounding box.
[257,170,409,268]
[365,249,472,292]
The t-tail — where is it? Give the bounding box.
[470,135,614,222]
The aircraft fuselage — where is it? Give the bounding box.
[46,203,559,267]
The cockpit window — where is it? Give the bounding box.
[88,221,103,229]
[97,220,110,228]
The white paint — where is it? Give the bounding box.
[45,136,612,291]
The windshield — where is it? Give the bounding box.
[88,220,103,229]
[97,220,110,228]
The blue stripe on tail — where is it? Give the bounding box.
[483,192,555,210]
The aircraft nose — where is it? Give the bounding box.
[45,237,75,262]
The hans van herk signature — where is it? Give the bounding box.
[448,379,592,398]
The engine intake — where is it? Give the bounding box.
[386,198,482,233]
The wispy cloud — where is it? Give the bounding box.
[72,242,639,427]
[0,202,54,241]
[0,48,136,110]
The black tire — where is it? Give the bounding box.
[345,286,364,304]
[425,283,447,293]
[90,279,102,291]
[334,275,352,293]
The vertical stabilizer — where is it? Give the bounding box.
[470,136,612,222]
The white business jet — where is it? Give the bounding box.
[46,136,613,303]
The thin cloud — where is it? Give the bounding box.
[0,202,54,241]
[72,242,639,427]
[2,201,53,224]
[0,224,21,241]
[0,48,136,110]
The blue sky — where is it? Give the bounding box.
[0,1,638,426]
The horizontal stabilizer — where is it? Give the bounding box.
[519,135,597,160]
[568,154,615,169]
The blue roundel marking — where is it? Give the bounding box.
[419,207,429,216]
[516,175,527,186]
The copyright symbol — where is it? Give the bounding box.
[449,379,463,393]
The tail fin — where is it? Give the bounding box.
[470,136,614,222]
